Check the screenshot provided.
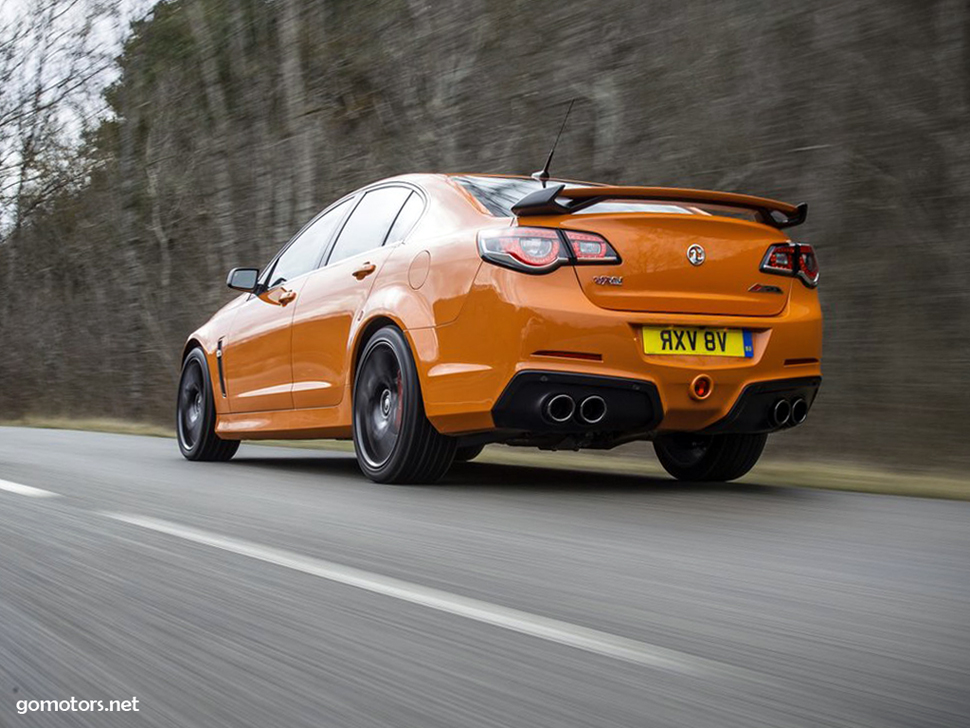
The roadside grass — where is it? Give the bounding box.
[2,417,968,501]
[1,416,173,438]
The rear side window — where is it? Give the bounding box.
[267,199,352,288]
[327,186,411,265]
[385,192,424,244]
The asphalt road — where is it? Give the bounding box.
[1,427,968,728]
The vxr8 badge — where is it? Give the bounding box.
[592,275,624,286]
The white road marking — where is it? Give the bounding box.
[0,479,58,498]
[100,512,747,678]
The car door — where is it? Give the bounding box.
[290,186,421,409]
[222,198,353,412]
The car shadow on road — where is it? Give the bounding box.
[229,453,797,497]
[444,461,794,496]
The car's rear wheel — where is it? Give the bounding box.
[653,432,766,482]
[176,348,240,462]
[353,326,456,483]
[454,443,486,463]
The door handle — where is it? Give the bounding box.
[352,262,377,280]
[278,289,297,305]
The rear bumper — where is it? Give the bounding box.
[413,263,822,437]
[491,371,663,442]
[702,376,822,434]
[487,371,819,444]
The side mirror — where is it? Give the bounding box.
[227,267,259,292]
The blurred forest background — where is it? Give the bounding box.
[1,0,968,469]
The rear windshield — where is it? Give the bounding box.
[454,176,594,217]
[454,175,724,218]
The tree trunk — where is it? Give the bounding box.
[277,0,314,227]
[186,0,238,273]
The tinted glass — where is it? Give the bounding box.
[455,176,544,216]
[327,187,411,265]
[268,199,351,288]
[385,192,424,243]
[573,200,693,214]
[454,175,596,217]
[456,175,735,220]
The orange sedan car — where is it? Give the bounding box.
[177,174,821,483]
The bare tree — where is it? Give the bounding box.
[277,0,314,226]
[185,0,238,273]
[0,0,116,236]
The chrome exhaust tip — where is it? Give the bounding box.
[543,394,576,424]
[790,398,808,426]
[771,399,792,428]
[578,395,607,424]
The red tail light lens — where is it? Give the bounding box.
[562,230,620,263]
[760,242,819,288]
[761,244,797,275]
[478,227,567,272]
[798,245,819,286]
[478,227,620,273]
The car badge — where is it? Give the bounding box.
[686,244,706,266]
[748,283,784,294]
[593,275,624,287]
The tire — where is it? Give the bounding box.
[653,432,767,482]
[454,444,485,463]
[176,348,240,462]
[352,326,457,483]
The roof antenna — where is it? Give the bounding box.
[532,99,575,188]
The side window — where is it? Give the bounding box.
[326,186,411,266]
[385,192,424,244]
[267,199,351,288]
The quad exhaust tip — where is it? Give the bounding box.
[544,394,576,423]
[771,399,792,428]
[579,395,607,424]
[791,398,808,425]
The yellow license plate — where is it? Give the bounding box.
[642,326,753,358]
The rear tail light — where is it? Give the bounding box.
[760,242,819,288]
[478,227,567,272]
[478,227,619,273]
[562,230,620,263]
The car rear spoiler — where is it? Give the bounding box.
[510,184,808,229]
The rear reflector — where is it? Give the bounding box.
[533,350,604,362]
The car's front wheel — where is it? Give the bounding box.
[352,326,456,483]
[653,432,767,482]
[176,348,240,462]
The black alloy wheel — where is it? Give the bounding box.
[653,432,767,482]
[176,348,240,462]
[353,326,456,483]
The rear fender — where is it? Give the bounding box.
[346,299,441,410]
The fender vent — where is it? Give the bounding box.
[216,339,227,397]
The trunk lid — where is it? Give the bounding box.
[566,214,792,316]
